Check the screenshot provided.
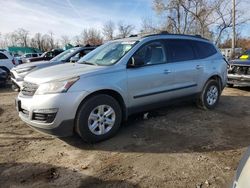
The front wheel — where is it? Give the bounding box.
[196,79,220,110]
[75,94,122,143]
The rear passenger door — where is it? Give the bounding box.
[165,39,204,95]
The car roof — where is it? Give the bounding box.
[113,33,211,44]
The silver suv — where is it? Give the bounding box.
[16,34,227,143]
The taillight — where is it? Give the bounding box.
[12,59,16,65]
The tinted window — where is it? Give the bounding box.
[45,52,53,58]
[192,41,217,59]
[33,54,38,57]
[0,53,8,60]
[165,39,195,62]
[134,42,166,65]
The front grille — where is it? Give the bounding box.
[32,112,57,123]
[21,81,38,96]
[229,65,250,75]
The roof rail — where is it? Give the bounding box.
[142,32,208,40]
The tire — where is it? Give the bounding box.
[227,83,234,88]
[196,79,220,110]
[75,94,122,143]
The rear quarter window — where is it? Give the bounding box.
[192,41,217,59]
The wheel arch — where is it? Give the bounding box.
[75,89,128,123]
[207,74,223,93]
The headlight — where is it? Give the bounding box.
[35,76,79,95]
[16,66,36,74]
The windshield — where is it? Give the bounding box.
[50,48,78,62]
[242,50,250,55]
[78,40,137,66]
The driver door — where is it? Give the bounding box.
[127,40,176,109]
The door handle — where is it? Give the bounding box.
[163,70,172,74]
[196,65,203,70]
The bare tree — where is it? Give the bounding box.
[81,28,103,46]
[33,33,43,50]
[6,33,19,46]
[41,34,51,51]
[61,35,70,46]
[212,0,248,45]
[73,35,81,46]
[141,17,159,34]
[102,21,115,40]
[152,0,249,43]
[48,31,55,49]
[14,28,29,47]
[117,22,134,38]
[153,0,191,34]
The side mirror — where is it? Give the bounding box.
[127,56,144,68]
[70,56,79,63]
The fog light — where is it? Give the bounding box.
[32,108,58,123]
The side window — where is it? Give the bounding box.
[78,50,88,59]
[192,41,217,59]
[134,42,166,65]
[0,53,8,60]
[46,52,53,58]
[33,54,38,57]
[165,39,195,62]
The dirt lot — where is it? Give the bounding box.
[0,86,250,188]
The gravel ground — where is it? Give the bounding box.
[0,86,250,188]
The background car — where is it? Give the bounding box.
[239,50,250,60]
[0,51,17,73]
[0,68,8,86]
[10,46,96,91]
[227,59,250,87]
[23,49,64,63]
[17,53,42,64]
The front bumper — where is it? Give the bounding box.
[16,91,89,137]
[228,74,250,86]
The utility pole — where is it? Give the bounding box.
[232,0,236,59]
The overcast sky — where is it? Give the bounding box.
[0,0,250,39]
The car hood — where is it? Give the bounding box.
[13,60,51,70]
[25,63,106,84]
[230,59,250,66]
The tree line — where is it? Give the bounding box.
[0,21,135,51]
[0,0,249,52]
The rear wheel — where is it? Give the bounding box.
[75,94,122,143]
[196,79,220,110]
[227,83,234,88]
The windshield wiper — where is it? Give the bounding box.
[81,61,98,66]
